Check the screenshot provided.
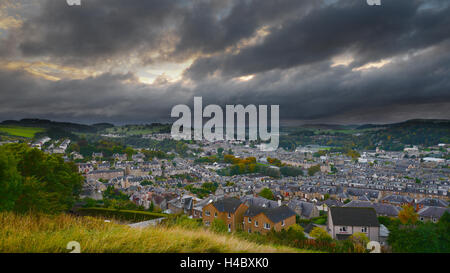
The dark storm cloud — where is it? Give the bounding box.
[1,38,449,124]
[172,0,317,58]
[0,0,449,124]
[15,0,183,65]
[0,68,192,123]
[9,0,317,65]
[186,0,450,79]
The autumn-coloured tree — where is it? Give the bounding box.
[310,227,332,242]
[350,232,369,246]
[398,205,418,225]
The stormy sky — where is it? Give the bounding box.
[0,0,449,125]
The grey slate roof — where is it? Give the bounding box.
[381,194,413,204]
[287,200,315,218]
[418,206,450,218]
[241,196,279,208]
[417,198,449,208]
[343,201,400,217]
[318,199,343,207]
[244,205,296,224]
[212,197,243,213]
[329,207,379,227]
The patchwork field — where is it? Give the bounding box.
[0,126,45,138]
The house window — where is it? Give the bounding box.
[228,212,231,218]
[339,226,347,232]
[214,212,217,218]
[420,217,424,221]
[205,210,210,216]
[264,223,271,230]
[361,227,368,233]
[281,220,285,226]
[433,218,437,223]
[255,221,259,227]
[228,224,231,232]
[248,218,252,223]
[205,221,210,226]
[248,229,251,234]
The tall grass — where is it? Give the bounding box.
[0,212,309,253]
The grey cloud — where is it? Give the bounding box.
[186,0,450,79]
[0,0,449,124]
[1,38,449,124]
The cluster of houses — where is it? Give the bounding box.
[196,194,448,245]
[49,135,447,247]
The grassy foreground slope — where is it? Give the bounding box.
[0,212,309,253]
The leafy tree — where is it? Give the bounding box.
[0,149,22,211]
[0,144,83,214]
[124,147,135,160]
[307,165,321,176]
[259,188,275,200]
[280,166,303,177]
[350,232,369,247]
[310,227,332,242]
[398,205,418,225]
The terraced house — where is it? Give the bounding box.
[243,206,296,234]
[202,198,248,232]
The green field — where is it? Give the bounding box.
[0,126,45,138]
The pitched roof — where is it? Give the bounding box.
[417,198,449,208]
[244,205,296,224]
[343,201,400,217]
[212,197,243,213]
[287,200,315,217]
[381,194,413,203]
[240,196,278,208]
[329,207,379,227]
[418,206,450,218]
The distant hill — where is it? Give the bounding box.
[92,123,115,130]
[1,119,97,133]
[357,119,450,130]
[298,124,349,130]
